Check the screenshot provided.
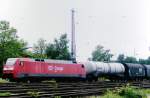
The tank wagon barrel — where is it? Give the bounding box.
[81,61,125,76]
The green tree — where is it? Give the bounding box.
[117,54,138,64]
[124,56,137,63]
[45,34,71,60]
[139,56,150,65]
[0,21,27,75]
[90,45,113,61]
[139,59,146,64]
[33,38,47,58]
[117,54,125,63]
[146,56,150,64]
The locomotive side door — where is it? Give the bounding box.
[18,60,27,77]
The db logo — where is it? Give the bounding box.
[48,66,54,70]
[48,66,64,71]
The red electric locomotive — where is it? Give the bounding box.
[2,58,86,82]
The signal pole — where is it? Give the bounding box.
[71,9,76,63]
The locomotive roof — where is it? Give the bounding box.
[18,58,74,64]
[44,59,74,64]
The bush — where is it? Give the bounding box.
[101,84,146,98]
[118,85,143,98]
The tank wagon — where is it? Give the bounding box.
[81,61,125,81]
[2,58,150,82]
[123,63,145,80]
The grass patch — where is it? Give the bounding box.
[27,91,40,98]
[102,91,122,98]
[98,77,110,81]
[42,80,58,88]
[0,78,9,83]
[142,89,150,94]
[42,80,56,83]
[0,92,11,97]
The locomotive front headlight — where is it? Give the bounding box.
[3,67,8,70]
[3,67,14,70]
[8,67,14,70]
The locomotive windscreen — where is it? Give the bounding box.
[6,58,17,66]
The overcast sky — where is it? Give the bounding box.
[0,0,150,60]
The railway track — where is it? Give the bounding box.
[0,81,149,98]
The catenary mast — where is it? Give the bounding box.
[71,9,76,63]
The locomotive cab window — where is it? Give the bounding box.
[6,58,17,66]
[19,61,24,66]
